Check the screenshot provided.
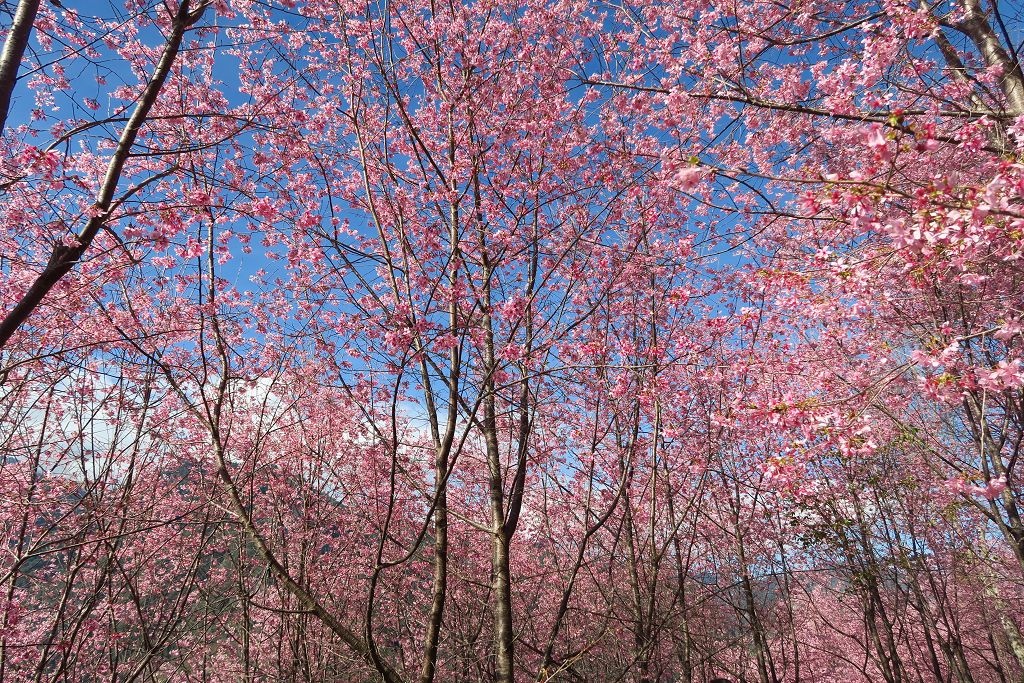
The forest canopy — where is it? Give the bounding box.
[1,0,1023,681]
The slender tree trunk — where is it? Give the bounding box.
[420,460,449,683]
[980,554,1024,670]
[0,0,39,132]
[483,384,515,682]
[622,492,650,683]
[478,243,515,682]
[417,200,460,683]
[485,405,515,682]
[731,501,778,683]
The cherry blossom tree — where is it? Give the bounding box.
[3,0,1024,682]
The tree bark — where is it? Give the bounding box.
[0,0,39,132]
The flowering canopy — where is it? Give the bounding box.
[1,0,1023,681]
